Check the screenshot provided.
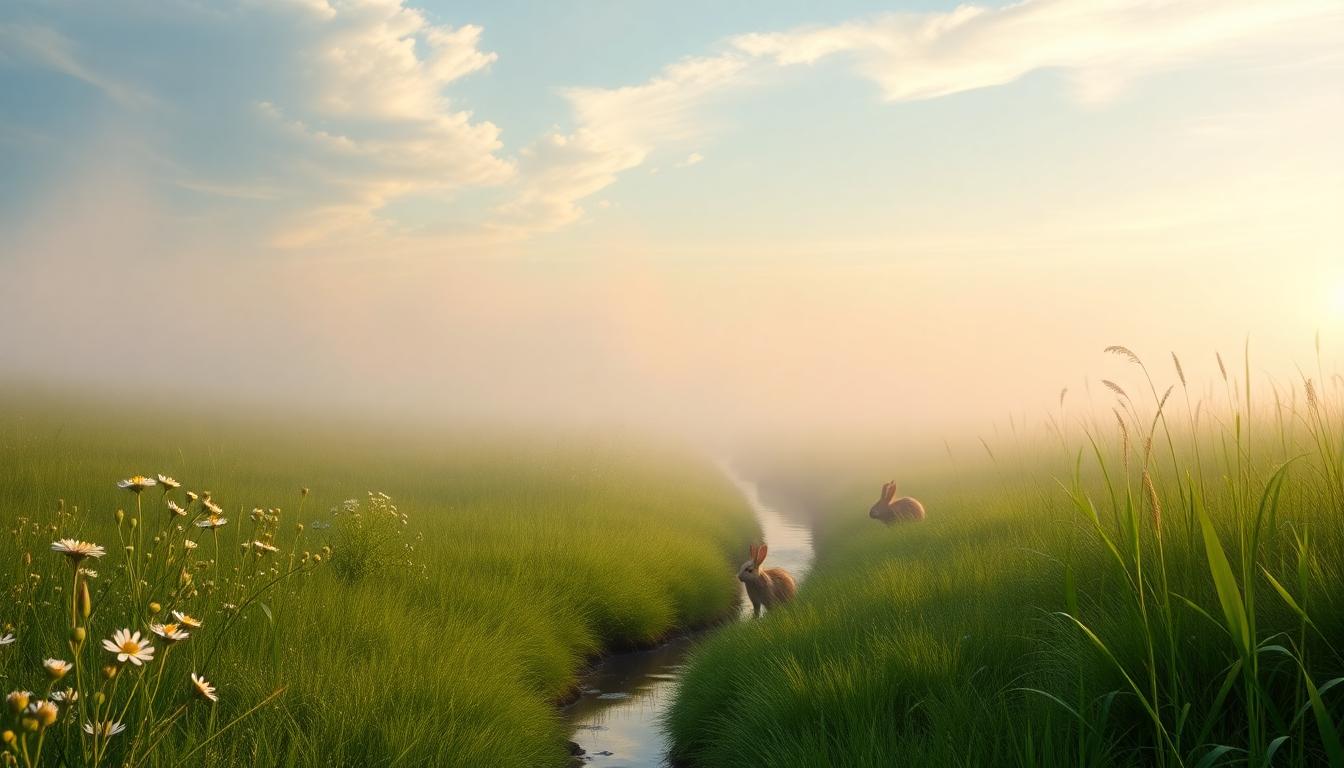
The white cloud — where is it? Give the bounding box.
[0,23,151,107]
[1,0,513,247]
[492,54,748,235]
[732,0,1343,105]
[4,0,1340,248]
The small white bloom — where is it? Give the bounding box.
[150,623,189,642]
[190,672,218,702]
[83,719,126,737]
[101,629,155,665]
[52,539,106,562]
[156,474,181,489]
[117,476,156,493]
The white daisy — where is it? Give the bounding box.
[101,629,155,665]
[202,498,222,515]
[83,720,126,737]
[43,658,71,679]
[26,699,59,728]
[150,623,189,642]
[117,476,157,493]
[0,633,14,646]
[166,500,187,517]
[51,539,106,562]
[183,539,199,550]
[190,673,218,702]
[50,688,78,704]
[172,610,203,628]
[195,515,228,529]
[156,474,181,489]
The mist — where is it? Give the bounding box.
[3,151,1341,450]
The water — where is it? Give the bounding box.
[563,464,815,767]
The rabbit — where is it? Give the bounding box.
[869,481,926,524]
[738,543,796,617]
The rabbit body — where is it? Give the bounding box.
[738,543,797,617]
[870,481,926,524]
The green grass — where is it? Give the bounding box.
[0,390,758,767]
[668,350,1344,767]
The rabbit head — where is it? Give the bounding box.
[738,543,768,584]
[870,481,898,521]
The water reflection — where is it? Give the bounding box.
[563,465,814,766]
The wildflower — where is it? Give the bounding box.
[83,720,126,738]
[78,568,98,578]
[43,659,71,679]
[195,515,228,529]
[150,623,189,642]
[183,540,199,550]
[166,500,188,517]
[50,688,78,704]
[102,629,155,666]
[157,474,180,489]
[25,700,58,728]
[6,691,30,714]
[186,491,199,503]
[251,540,279,554]
[0,633,13,646]
[117,476,156,493]
[172,610,203,628]
[190,673,218,702]
[202,498,222,515]
[51,539,107,563]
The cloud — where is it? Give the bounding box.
[489,0,1341,237]
[678,152,705,168]
[0,23,151,107]
[732,0,1343,105]
[3,0,1340,248]
[0,0,513,247]
[492,54,748,235]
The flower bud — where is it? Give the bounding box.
[5,692,29,714]
[79,582,92,619]
[129,518,138,529]
[115,509,125,524]
[102,665,117,680]
[93,692,106,706]
[0,730,13,745]
[31,701,57,728]
[21,553,31,567]
[19,718,37,733]
[148,602,161,614]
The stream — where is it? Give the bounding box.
[563,465,815,767]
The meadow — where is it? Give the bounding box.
[668,348,1344,767]
[0,389,758,767]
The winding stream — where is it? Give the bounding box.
[563,465,815,767]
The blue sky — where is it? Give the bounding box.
[1,1,1342,434]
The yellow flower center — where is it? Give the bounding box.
[119,641,141,654]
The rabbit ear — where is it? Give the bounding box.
[749,544,758,562]
[880,481,893,502]
[754,543,768,565]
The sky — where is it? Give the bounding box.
[2,0,1343,441]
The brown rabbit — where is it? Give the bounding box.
[738,543,796,617]
[869,481,926,524]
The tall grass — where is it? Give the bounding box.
[668,345,1344,767]
[0,391,758,766]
